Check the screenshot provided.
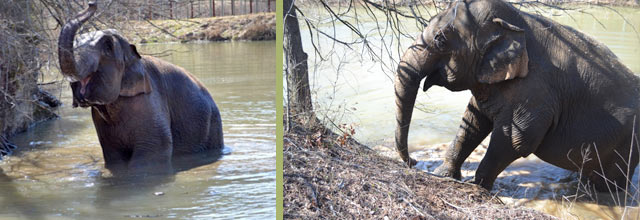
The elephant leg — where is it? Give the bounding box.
[101,145,130,175]
[128,139,174,175]
[589,145,639,192]
[93,122,129,175]
[472,100,554,190]
[125,123,174,175]
[473,131,521,190]
[435,97,492,180]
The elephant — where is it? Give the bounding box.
[57,3,224,175]
[394,0,639,191]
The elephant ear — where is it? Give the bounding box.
[119,44,152,97]
[477,17,529,84]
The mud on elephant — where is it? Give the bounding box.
[58,3,224,175]
[394,0,639,191]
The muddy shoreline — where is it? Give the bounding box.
[284,118,555,219]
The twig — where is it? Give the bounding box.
[439,197,465,211]
[402,198,430,218]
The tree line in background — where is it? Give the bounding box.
[115,0,275,19]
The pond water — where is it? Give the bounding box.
[0,41,276,219]
[303,5,640,219]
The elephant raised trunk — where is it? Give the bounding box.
[58,2,97,82]
[394,46,432,167]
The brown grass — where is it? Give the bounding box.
[284,118,556,219]
[120,13,275,44]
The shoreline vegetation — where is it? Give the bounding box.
[284,118,556,219]
[123,12,275,44]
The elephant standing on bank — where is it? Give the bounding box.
[394,0,639,191]
[58,3,224,175]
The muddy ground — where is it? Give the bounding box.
[284,118,555,219]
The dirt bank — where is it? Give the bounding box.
[124,13,275,44]
[284,118,555,219]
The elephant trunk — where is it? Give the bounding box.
[58,2,97,82]
[394,48,428,167]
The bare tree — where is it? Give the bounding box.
[284,0,314,129]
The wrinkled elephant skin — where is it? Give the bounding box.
[394,0,639,191]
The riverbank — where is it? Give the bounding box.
[370,139,640,219]
[124,13,275,44]
[284,118,555,219]
[531,0,639,6]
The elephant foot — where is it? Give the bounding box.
[402,157,418,168]
[472,176,495,191]
[409,157,418,167]
[434,164,462,180]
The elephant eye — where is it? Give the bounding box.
[433,32,447,50]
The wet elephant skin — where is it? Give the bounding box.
[58,3,223,175]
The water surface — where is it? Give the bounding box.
[0,41,275,219]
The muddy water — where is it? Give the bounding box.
[304,5,640,219]
[0,41,275,219]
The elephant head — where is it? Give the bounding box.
[58,2,151,108]
[394,0,529,166]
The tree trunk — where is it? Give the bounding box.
[169,0,174,19]
[147,0,152,19]
[211,0,215,17]
[284,0,313,124]
[190,0,194,18]
[231,0,235,15]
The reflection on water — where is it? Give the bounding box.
[306,5,640,219]
[0,41,275,219]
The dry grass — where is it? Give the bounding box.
[119,13,275,44]
[557,142,640,220]
[284,117,556,219]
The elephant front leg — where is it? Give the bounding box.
[127,134,174,176]
[474,107,552,190]
[435,98,492,180]
[101,146,130,176]
[472,130,521,190]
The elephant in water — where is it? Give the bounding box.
[394,0,639,191]
[58,3,223,175]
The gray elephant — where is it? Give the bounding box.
[58,3,223,175]
[394,0,639,191]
